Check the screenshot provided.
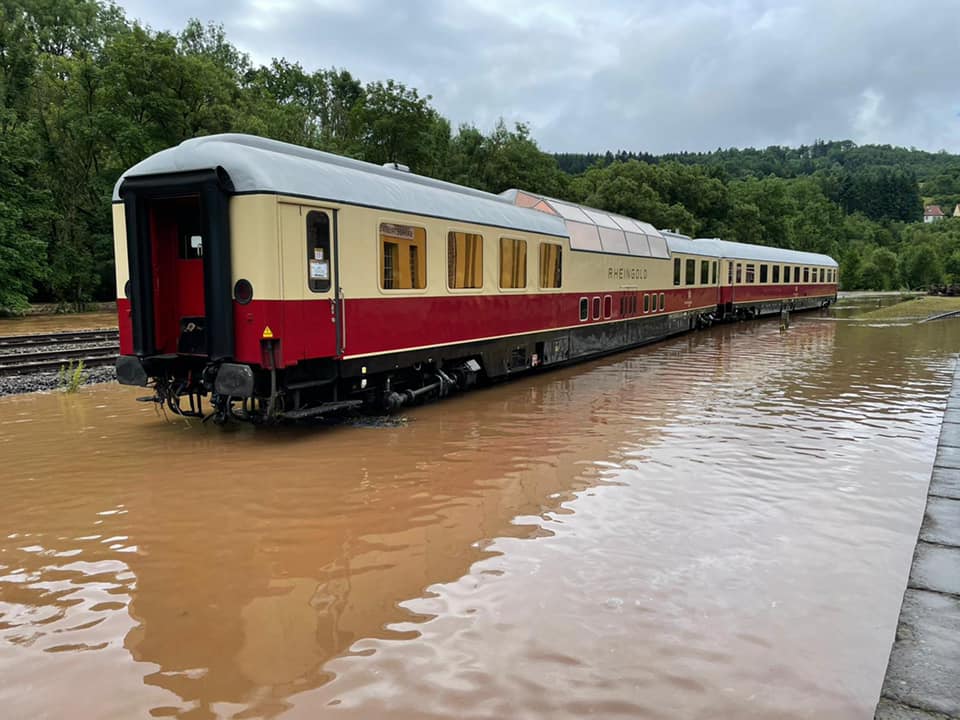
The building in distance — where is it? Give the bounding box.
[924,205,945,223]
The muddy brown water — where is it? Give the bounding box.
[1,312,957,719]
[0,311,118,336]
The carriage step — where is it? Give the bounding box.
[279,400,363,419]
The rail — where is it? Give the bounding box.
[0,329,119,377]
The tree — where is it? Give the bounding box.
[901,243,944,289]
[347,79,449,175]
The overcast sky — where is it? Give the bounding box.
[115,0,960,154]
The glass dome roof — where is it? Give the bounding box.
[501,189,671,259]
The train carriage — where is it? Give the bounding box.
[112,134,837,423]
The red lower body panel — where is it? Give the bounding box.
[117,283,837,368]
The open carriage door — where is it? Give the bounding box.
[279,203,342,363]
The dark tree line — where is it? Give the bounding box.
[2,0,960,312]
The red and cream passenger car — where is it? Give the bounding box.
[112,134,838,422]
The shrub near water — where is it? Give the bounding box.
[58,360,86,393]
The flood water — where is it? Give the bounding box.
[0,311,957,720]
[0,310,117,336]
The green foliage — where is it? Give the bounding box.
[348,79,449,175]
[901,243,944,289]
[0,1,957,304]
[445,120,566,197]
[57,359,85,392]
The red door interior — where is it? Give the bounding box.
[149,197,206,355]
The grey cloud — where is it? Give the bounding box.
[116,0,960,153]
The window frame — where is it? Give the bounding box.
[760,264,768,284]
[538,242,563,290]
[378,219,428,294]
[659,292,666,312]
[643,293,650,314]
[592,296,602,320]
[579,297,589,322]
[772,265,780,284]
[685,258,696,285]
[673,257,681,286]
[306,210,332,294]
[498,236,528,291]
[446,229,484,292]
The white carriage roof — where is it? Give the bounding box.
[663,231,838,267]
[113,134,569,238]
[500,189,672,259]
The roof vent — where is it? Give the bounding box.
[383,162,410,173]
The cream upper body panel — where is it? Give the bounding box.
[112,203,129,297]
[266,194,676,301]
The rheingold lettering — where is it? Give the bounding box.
[607,266,648,280]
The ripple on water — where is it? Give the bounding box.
[0,314,957,719]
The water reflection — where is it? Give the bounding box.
[0,314,957,719]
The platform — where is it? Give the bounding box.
[875,362,960,719]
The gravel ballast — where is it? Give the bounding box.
[0,366,117,397]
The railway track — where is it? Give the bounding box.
[0,329,119,377]
[0,329,118,349]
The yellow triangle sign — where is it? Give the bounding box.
[261,326,274,339]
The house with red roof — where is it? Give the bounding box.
[924,204,945,223]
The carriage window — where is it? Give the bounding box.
[745,264,756,284]
[727,262,733,284]
[794,266,800,283]
[380,222,426,290]
[579,297,589,321]
[447,231,483,289]
[735,263,742,284]
[499,238,527,289]
[592,296,601,320]
[772,265,780,283]
[539,243,562,288]
[603,295,613,319]
[307,211,331,293]
[659,292,665,311]
[760,264,768,283]
[819,268,825,283]
[700,259,709,285]
[803,267,810,283]
[712,261,718,284]
[685,258,696,285]
[643,294,650,313]
[673,257,681,286]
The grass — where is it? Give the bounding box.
[58,359,86,393]
[855,295,960,320]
